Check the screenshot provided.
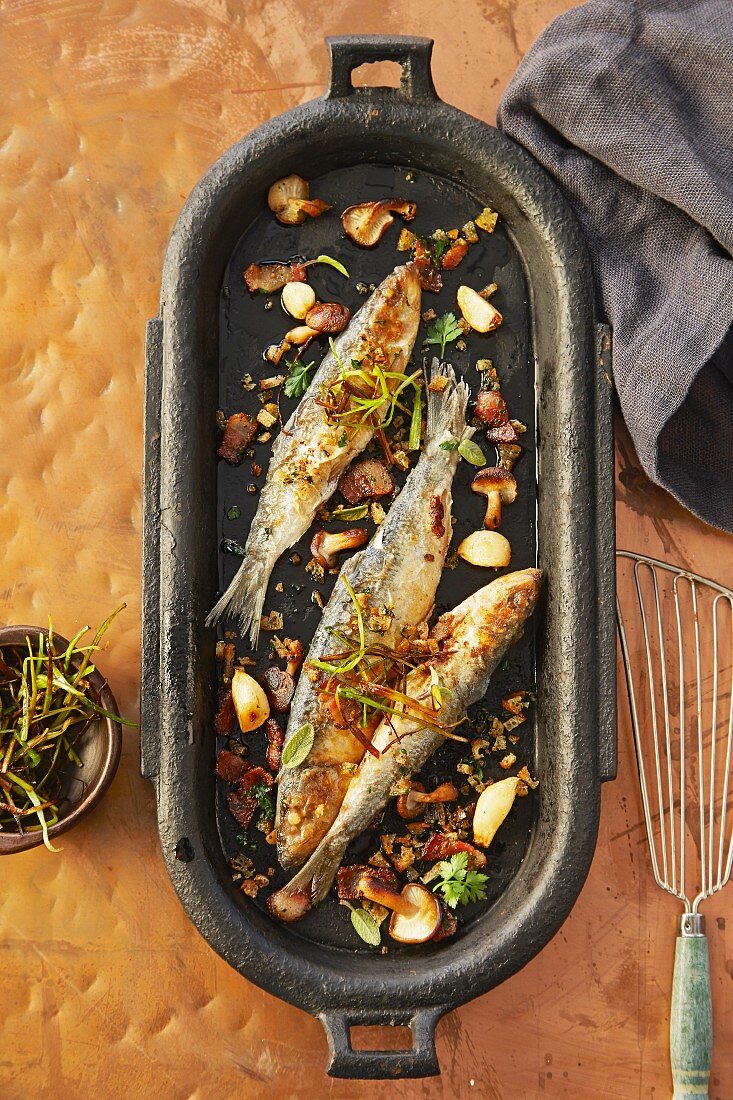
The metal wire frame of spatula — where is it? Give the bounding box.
[616,551,733,916]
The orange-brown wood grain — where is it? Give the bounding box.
[0,2,731,1097]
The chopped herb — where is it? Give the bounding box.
[226,506,241,520]
[425,312,464,358]
[284,357,316,399]
[432,852,489,909]
[338,430,348,447]
[222,538,247,556]
[439,439,459,451]
[249,782,276,821]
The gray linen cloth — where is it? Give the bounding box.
[498,0,733,532]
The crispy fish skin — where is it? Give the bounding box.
[269,568,542,918]
[206,263,421,645]
[276,362,471,870]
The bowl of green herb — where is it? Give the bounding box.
[0,607,132,854]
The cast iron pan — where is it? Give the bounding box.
[142,36,616,1078]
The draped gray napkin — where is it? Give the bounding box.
[498,0,733,532]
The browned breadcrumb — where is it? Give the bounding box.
[499,752,517,770]
[260,610,283,631]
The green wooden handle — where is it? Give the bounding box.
[670,924,712,1099]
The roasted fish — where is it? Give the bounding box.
[276,361,471,869]
[269,568,542,919]
[206,263,421,645]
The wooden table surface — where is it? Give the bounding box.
[1,2,732,1097]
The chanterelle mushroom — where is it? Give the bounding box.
[358,875,441,944]
[310,527,367,569]
[471,467,518,529]
[396,781,459,820]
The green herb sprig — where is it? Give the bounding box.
[432,852,489,909]
[284,357,316,399]
[425,313,463,359]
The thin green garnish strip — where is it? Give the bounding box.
[0,606,133,851]
[323,338,422,432]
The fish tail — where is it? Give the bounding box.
[283,830,350,907]
[205,551,274,646]
[424,357,472,450]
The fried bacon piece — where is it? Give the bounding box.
[441,238,469,269]
[214,691,236,736]
[265,718,285,772]
[217,413,258,464]
[421,833,487,869]
[336,862,398,901]
[485,421,520,444]
[239,766,274,792]
[337,458,394,505]
[412,240,443,293]
[226,789,258,829]
[215,749,250,784]
[243,261,306,295]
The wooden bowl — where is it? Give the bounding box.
[0,625,123,854]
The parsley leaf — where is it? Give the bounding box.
[425,312,464,358]
[439,439,459,451]
[284,357,316,399]
[432,851,489,909]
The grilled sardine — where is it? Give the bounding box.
[276,361,471,869]
[269,568,542,919]
[207,263,422,644]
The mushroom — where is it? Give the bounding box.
[456,284,503,333]
[281,281,316,320]
[358,875,441,944]
[282,638,304,679]
[310,527,367,569]
[396,781,459,820]
[474,390,509,428]
[473,777,520,848]
[305,301,351,334]
[231,668,270,732]
[471,467,518,529]
[267,174,332,226]
[260,666,295,713]
[457,530,512,569]
[341,199,417,247]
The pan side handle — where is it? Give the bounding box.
[141,315,163,783]
[595,323,617,782]
[319,1005,447,1079]
[325,35,437,102]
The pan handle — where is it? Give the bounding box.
[319,1005,446,1079]
[595,323,617,782]
[140,315,163,782]
[325,36,437,102]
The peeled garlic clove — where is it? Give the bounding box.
[457,284,503,333]
[231,668,270,732]
[281,281,316,320]
[473,777,520,847]
[457,530,511,568]
[284,324,319,345]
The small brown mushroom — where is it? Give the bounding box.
[260,666,295,713]
[310,527,367,569]
[471,467,518,529]
[357,875,441,944]
[305,301,351,334]
[341,199,417,247]
[474,390,509,429]
[267,174,332,226]
[396,781,459,820]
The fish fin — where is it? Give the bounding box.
[205,552,274,646]
[424,358,472,451]
[280,831,350,906]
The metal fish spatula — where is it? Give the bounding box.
[617,551,733,1100]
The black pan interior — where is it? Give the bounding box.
[215,161,538,953]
